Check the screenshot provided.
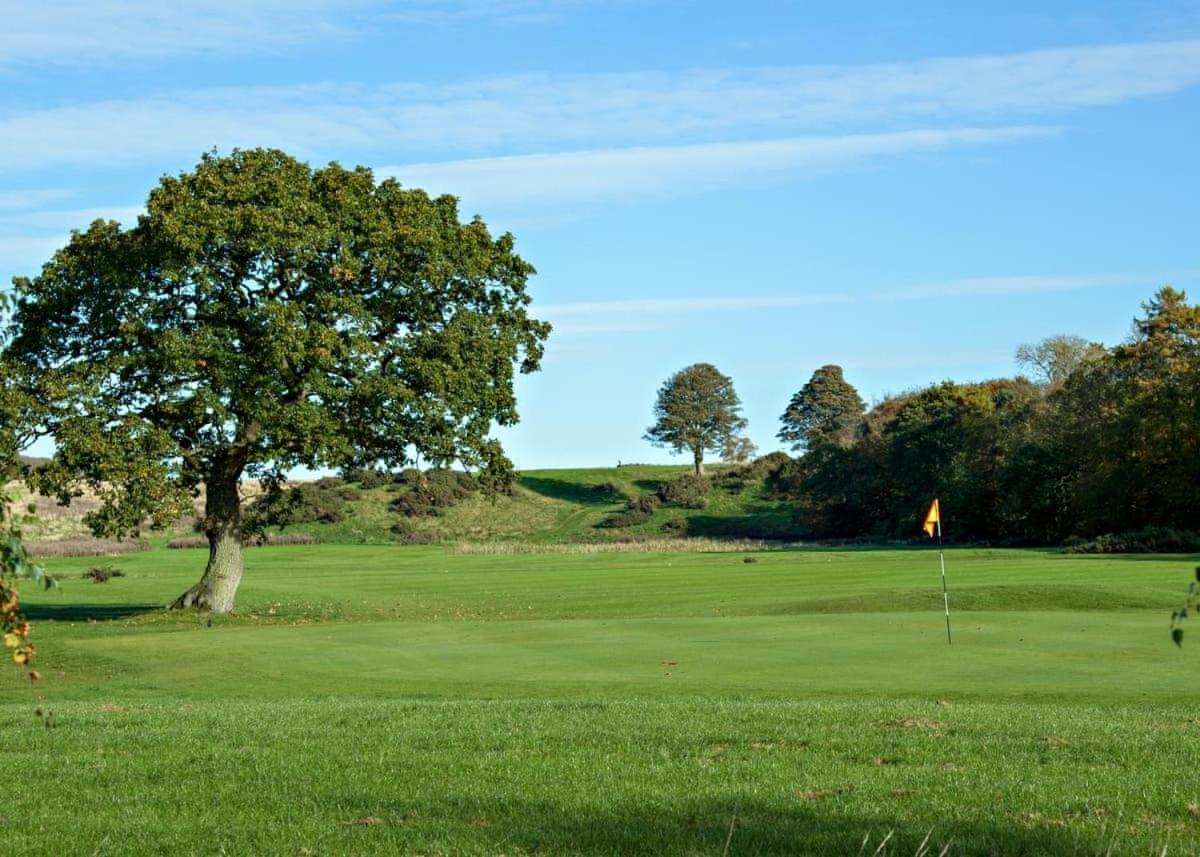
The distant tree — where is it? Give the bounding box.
[777,364,865,452]
[644,363,747,476]
[3,149,550,614]
[721,436,758,465]
[1015,335,1103,385]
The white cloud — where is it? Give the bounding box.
[382,126,1055,205]
[1,40,1197,172]
[0,190,74,211]
[0,1,623,67]
[539,271,1182,337]
[0,1,372,67]
[0,206,144,231]
[876,272,1179,300]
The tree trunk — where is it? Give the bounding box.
[693,449,704,477]
[169,469,244,614]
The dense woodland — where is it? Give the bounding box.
[771,287,1200,545]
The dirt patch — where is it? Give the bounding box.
[885,718,945,729]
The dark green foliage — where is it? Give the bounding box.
[644,363,748,475]
[357,470,391,490]
[660,516,688,535]
[389,469,481,518]
[3,148,549,612]
[1061,528,1200,554]
[81,565,125,583]
[592,482,622,497]
[778,365,865,453]
[245,482,348,529]
[598,494,660,528]
[658,474,711,509]
[390,522,437,545]
[780,288,1200,545]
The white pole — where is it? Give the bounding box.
[937,516,951,645]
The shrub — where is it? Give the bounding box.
[357,469,390,489]
[314,476,345,490]
[81,564,125,583]
[598,495,659,528]
[660,516,688,536]
[244,482,347,529]
[389,469,480,518]
[1062,527,1200,554]
[390,522,437,544]
[658,474,711,509]
[592,481,622,497]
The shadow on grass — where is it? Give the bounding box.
[519,476,619,506]
[22,603,162,622]
[685,514,803,541]
[335,797,1092,856]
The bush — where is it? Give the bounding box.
[592,481,622,497]
[660,516,688,536]
[390,522,437,544]
[658,474,711,509]
[357,469,391,489]
[244,482,347,529]
[714,475,749,494]
[1061,527,1200,554]
[598,494,659,528]
[81,564,125,583]
[389,468,482,519]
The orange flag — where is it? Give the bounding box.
[922,498,940,538]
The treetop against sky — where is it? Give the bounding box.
[2,1,1198,467]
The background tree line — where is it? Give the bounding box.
[769,287,1200,544]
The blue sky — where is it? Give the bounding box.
[2,1,1199,468]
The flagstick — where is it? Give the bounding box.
[937,517,952,645]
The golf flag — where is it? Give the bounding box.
[922,498,940,538]
[922,497,952,645]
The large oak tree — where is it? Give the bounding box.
[3,149,550,613]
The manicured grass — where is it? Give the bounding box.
[3,544,1199,854]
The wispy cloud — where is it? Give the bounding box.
[1,40,1198,172]
[0,1,624,67]
[539,272,1182,336]
[0,189,75,211]
[883,272,1165,300]
[0,206,144,231]
[383,126,1054,205]
[0,1,373,67]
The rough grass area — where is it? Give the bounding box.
[4,544,1199,854]
[4,698,1198,856]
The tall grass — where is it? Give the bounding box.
[451,537,783,555]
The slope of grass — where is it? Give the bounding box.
[2,544,1199,854]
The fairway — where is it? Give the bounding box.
[3,545,1199,855]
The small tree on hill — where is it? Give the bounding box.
[1015,335,1104,385]
[644,363,747,476]
[778,364,864,453]
[3,149,550,614]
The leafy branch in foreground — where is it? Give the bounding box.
[2,293,56,674]
[1170,566,1199,647]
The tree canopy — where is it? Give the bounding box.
[1014,334,1104,385]
[773,287,1200,544]
[3,148,550,613]
[643,363,747,475]
[777,364,864,453]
